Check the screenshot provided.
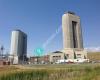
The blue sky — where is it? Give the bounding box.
[0,0,100,56]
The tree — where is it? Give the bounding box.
[74,52,77,59]
[64,54,67,59]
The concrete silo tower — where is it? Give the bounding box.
[62,12,87,59]
[62,11,83,49]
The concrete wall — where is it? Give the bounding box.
[49,53,64,62]
[62,48,87,59]
[62,12,83,49]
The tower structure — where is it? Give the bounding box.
[62,11,87,59]
[10,29,27,64]
[62,11,83,49]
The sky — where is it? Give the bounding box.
[0,0,100,56]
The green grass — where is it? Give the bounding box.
[0,64,100,80]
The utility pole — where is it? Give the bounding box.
[23,54,24,64]
[0,45,4,59]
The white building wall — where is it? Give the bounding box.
[10,31,19,56]
[10,30,27,64]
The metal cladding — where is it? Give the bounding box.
[10,30,27,63]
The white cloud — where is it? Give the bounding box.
[85,47,100,52]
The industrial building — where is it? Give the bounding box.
[10,29,27,64]
[8,12,88,64]
[49,12,87,63]
[62,11,83,49]
[29,55,49,64]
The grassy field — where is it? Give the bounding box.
[87,52,100,61]
[0,64,100,80]
[0,52,99,80]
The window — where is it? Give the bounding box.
[77,54,81,58]
[72,21,78,48]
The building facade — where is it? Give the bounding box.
[61,12,87,59]
[49,51,64,63]
[29,55,50,64]
[10,29,27,64]
[62,11,83,49]
[49,12,87,63]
